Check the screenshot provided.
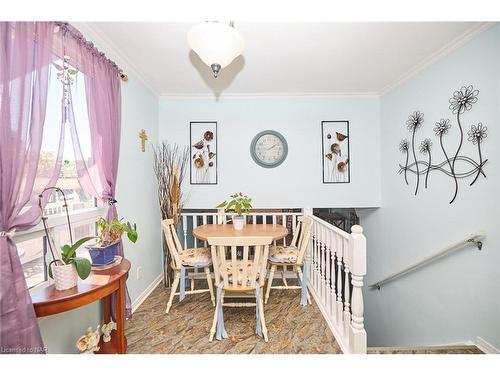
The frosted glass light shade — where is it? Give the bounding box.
[188,22,244,77]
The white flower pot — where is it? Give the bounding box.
[52,262,78,291]
[232,215,246,230]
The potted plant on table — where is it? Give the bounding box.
[86,218,138,266]
[216,192,253,230]
[49,237,95,291]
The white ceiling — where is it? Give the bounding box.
[83,22,488,96]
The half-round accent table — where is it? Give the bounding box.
[31,258,131,354]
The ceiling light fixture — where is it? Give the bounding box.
[187,21,244,78]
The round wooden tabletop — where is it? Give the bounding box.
[193,224,288,242]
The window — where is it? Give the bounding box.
[16,60,104,291]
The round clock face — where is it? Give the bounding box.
[250,130,288,168]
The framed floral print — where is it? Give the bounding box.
[322,120,350,183]
[190,121,217,185]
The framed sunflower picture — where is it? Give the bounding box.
[190,121,217,185]
[322,120,350,183]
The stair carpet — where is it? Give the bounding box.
[368,345,483,354]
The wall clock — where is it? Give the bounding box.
[250,130,288,168]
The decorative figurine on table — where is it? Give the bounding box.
[101,320,117,343]
[76,326,101,354]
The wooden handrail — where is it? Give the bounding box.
[369,232,484,290]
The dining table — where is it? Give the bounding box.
[192,223,289,242]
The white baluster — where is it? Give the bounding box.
[336,235,343,327]
[315,223,321,289]
[343,238,351,340]
[325,229,331,317]
[321,227,327,302]
[182,215,188,249]
[192,215,198,248]
[202,215,208,246]
[218,208,226,224]
[304,221,313,291]
[311,223,317,289]
[349,225,367,354]
[330,231,337,320]
[282,214,287,245]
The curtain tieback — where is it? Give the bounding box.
[107,198,117,206]
[0,229,16,238]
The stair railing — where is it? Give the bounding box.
[369,231,484,290]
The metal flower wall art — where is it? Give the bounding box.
[190,121,218,184]
[398,85,488,204]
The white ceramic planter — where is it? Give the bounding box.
[52,262,78,291]
[232,215,246,230]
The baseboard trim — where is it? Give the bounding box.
[475,336,500,354]
[131,274,163,314]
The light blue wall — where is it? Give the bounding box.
[38,77,162,353]
[360,24,500,348]
[158,96,381,209]
[36,23,500,353]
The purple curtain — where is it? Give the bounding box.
[62,25,132,319]
[0,22,63,354]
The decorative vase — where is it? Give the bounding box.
[232,215,246,230]
[52,261,78,291]
[87,241,119,266]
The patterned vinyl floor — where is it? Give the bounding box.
[125,281,341,354]
[125,281,483,355]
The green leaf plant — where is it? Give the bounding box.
[216,192,253,216]
[96,217,138,246]
[48,236,95,280]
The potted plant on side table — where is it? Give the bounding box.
[86,218,138,266]
[216,192,252,230]
[49,237,95,291]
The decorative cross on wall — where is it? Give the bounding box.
[139,129,148,152]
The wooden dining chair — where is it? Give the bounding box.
[162,219,215,314]
[208,236,273,342]
[265,216,313,305]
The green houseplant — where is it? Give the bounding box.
[49,236,95,291]
[86,217,138,266]
[216,192,252,230]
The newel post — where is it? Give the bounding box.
[348,225,367,354]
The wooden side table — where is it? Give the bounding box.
[31,258,131,354]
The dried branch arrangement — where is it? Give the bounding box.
[152,141,189,284]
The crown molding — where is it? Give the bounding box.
[73,22,494,100]
[159,92,380,99]
[380,22,495,95]
[72,22,159,96]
